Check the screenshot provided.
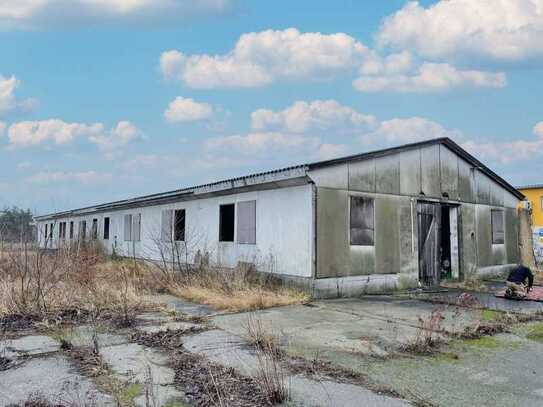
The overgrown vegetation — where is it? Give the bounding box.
[0,206,34,244]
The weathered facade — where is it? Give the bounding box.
[35,138,523,297]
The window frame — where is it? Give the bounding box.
[103,217,110,240]
[219,203,235,242]
[91,219,98,240]
[79,220,87,240]
[491,209,505,245]
[349,195,375,247]
[174,209,186,242]
[124,214,133,242]
[69,221,74,240]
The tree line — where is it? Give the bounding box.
[0,207,35,243]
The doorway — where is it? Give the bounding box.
[417,202,460,287]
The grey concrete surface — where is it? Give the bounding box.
[137,321,198,334]
[0,356,115,406]
[0,335,59,358]
[184,328,411,407]
[71,325,128,348]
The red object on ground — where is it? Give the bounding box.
[495,286,543,301]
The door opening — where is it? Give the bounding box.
[417,202,460,287]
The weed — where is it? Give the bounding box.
[400,305,445,354]
[525,322,543,342]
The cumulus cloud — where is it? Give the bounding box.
[164,97,213,122]
[251,99,376,133]
[25,170,113,185]
[0,75,38,116]
[205,132,320,155]
[7,119,142,150]
[88,120,143,150]
[363,117,462,145]
[0,0,233,29]
[461,122,543,163]
[377,0,543,62]
[354,62,506,93]
[160,28,367,88]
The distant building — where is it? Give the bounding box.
[35,138,523,297]
[517,185,543,264]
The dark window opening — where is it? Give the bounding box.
[45,224,48,240]
[174,210,186,242]
[491,209,505,244]
[103,217,110,240]
[350,196,375,246]
[59,222,66,239]
[91,219,98,240]
[49,223,54,239]
[219,204,235,242]
[80,221,87,240]
[69,221,74,239]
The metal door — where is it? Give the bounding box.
[417,202,441,287]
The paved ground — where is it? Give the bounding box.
[2,291,543,406]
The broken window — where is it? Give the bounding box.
[219,204,235,242]
[237,200,256,245]
[91,219,98,240]
[69,221,74,240]
[350,196,375,246]
[161,210,173,241]
[103,217,110,240]
[491,209,505,244]
[124,214,132,242]
[174,209,185,242]
[79,221,87,240]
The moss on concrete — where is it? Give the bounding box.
[525,323,543,343]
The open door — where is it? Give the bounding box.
[417,202,441,287]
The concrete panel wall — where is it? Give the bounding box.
[420,145,441,198]
[459,203,478,278]
[440,145,459,200]
[349,159,375,192]
[374,195,401,274]
[374,155,400,195]
[458,158,475,203]
[37,184,314,278]
[399,150,421,196]
[505,207,520,263]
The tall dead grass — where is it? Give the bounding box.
[0,242,149,322]
[168,265,309,313]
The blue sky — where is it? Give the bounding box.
[0,0,542,214]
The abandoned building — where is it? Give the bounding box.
[35,138,524,297]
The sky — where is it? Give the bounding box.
[0,0,542,215]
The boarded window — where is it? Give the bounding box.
[91,219,98,240]
[161,210,173,241]
[103,217,110,240]
[132,213,141,242]
[124,214,132,241]
[69,221,74,239]
[174,209,185,242]
[350,196,375,246]
[491,209,505,244]
[219,204,235,242]
[80,221,86,240]
[237,200,256,244]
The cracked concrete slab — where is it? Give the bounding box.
[137,321,199,334]
[148,294,216,317]
[0,335,59,358]
[0,356,115,406]
[71,325,128,348]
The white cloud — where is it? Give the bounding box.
[8,119,104,146]
[205,132,319,155]
[363,117,462,145]
[160,28,367,88]
[0,0,233,29]
[122,154,164,171]
[251,99,376,133]
[25,171,113,185]
[0,75,37,116]
[7,119,142,150]
[0,121,6,136]
[164,97,213,122]
[533,121,543,138]
[377,0,543,62]
[89,120,143,150]
[354,62,506,93]
[461,122,543,163]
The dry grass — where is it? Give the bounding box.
[169,266,308,313]
[0,243,151,323]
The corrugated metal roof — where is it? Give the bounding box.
[35,137,524,220]
[517,184,543,191]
